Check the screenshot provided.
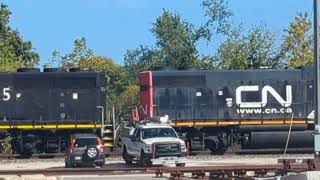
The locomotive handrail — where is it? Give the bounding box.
[75,113,78,128]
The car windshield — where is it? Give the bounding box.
[142,128,177,139]
[74,138,97,148]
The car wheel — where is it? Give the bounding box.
[65,158,72,168]
[139,151,152,167]
[97,163,104,167]
[122,147,132,165]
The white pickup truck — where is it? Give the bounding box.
[121,123,187,166]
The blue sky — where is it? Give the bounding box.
[1,0,313,66]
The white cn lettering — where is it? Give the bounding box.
[236,86,260,108]
[261,85,292,107]
[236,85,292,108]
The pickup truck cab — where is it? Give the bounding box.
[121,123,187,166]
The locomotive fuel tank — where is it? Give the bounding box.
[242,131,314,149]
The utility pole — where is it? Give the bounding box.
[314,0,320,159]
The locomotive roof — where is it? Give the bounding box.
[150,66,313,87]
[152,69,300,78]
[5,71,100,76]
[0,71,107,88]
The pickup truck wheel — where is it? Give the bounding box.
[139,151,152,167]
[122,147,132,165]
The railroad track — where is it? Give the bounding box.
[0,151,121,160]
[0,147,312,160]
[0,153,313,163]
[0,160,318,179]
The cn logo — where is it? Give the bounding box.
[236,85,292,108]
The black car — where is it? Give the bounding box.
[65,133,105,168]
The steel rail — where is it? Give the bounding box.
[0,161,318,178]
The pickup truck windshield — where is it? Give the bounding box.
[142,128,177,139]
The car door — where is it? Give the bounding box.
[132,128,141,156]
[125,129,135,155]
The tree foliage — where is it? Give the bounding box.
[124,1,233,80]
[0,4,39,72]
[46,37,93,68]
[282,12,313,68]
[216,24,284,69]
[115,85,140,120]
[124,10,202,78]
[152,10,199,69]
[201,0,233,38]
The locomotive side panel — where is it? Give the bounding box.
[4,71,107,154]
[152,70,313,122]
[13,75,50,122]
[52,76,98,123]
[142,68,314,153]
[217,79,311,120]
[0,72,106,125]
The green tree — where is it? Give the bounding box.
[116,85,140,120]
[216,26,247,69]
[152,10,200,69]
[124,0,234,75]
[48,37,138,122]
[124,45,161,83]
[0,4,39,72]
[48,37,127,98]
[282,12,313,68]
[46,37,93,68]
[217,24,284,69]
[124,10,201,75]
[201,0,233,38]
[79,55,135,122]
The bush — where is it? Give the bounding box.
[2,136,12,154]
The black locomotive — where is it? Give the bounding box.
[139,66,314,153]
[0,68,106,154]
